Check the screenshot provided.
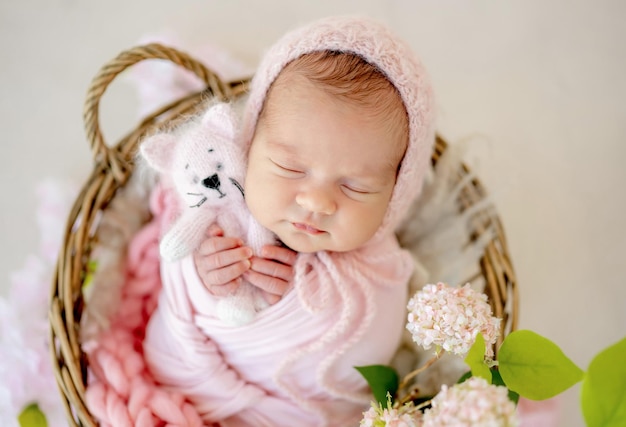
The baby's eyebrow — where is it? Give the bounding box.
[351,158,398,181]
[266,139,298,155]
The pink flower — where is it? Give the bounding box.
[360,398,422,427]
[0,179,75,427]
[422,377,519,427]
[406,282,501,357]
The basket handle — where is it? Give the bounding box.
[83,43,232,181]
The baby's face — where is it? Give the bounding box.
[245,75,404,253]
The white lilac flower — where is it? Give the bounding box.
[406,282,501,357]
[422,377,519,427]
[360,397,422,427]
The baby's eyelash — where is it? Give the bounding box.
[280,165,302,173]
[342,185,371,195]
[271,159,303,174]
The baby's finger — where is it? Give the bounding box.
[244,269,290,298]
[249,257,294,283]
[262,292,282,305]
[197,246,252,271]
[197,236,245,256]
[260,245,297,266]
[206,224,224,237]
[207,278,241,297]
[199,259,251,289]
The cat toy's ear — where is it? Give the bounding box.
[201,103,237,140]
[140,134,178,172]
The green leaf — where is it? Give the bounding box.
[464,332,492,383]
[491,368,520,404]
[581,336,626,427]
[499,330,583,400]
[355,365,399,406]
[18,403,48,427]
[82,260,98,291]
[457,370,472,384]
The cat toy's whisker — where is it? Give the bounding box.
[187,193,207,208]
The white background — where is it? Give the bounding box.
[1,1,625,426]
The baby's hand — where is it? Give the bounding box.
[245,245,296,305]
[194,224,252,296]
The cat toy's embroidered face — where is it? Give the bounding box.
[175,146,244,209]
[140,102,245,210]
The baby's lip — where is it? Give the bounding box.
[292,222,325,235]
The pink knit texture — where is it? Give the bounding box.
[85,187,208,427]
[241,15,436,242]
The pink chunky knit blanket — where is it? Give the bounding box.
[84,187,210,426]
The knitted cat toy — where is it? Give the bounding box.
[140,102,274,326]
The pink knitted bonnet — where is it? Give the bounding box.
[241,15,436,241]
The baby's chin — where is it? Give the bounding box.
[276,235,326,253]
[275,231,363,254]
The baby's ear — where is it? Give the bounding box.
[201,103,237,140]
[140,134,177,172]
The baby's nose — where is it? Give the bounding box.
[295,187,336,215]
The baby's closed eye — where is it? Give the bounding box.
[341,184,372,196]
[340,185,381,202]
[270,158,305,178]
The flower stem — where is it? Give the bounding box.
[397,387,430,407]
[398,352,441,392]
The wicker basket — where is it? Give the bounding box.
[49,43,519,426]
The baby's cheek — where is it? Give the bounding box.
[256,173,290,202]
[245,180,274,221]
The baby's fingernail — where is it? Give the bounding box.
[244,247,253,258]
[268,294,281,305]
